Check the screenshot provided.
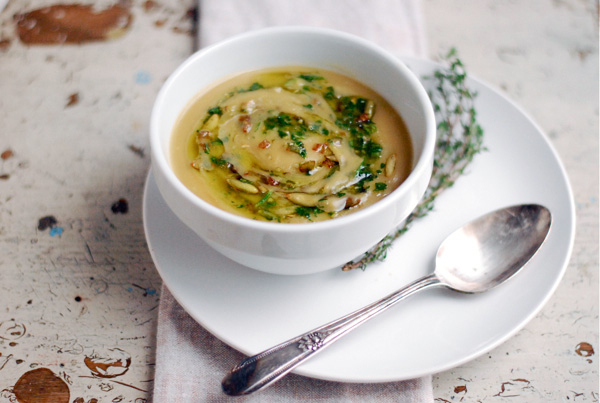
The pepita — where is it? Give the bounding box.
[318,196,346,212]
[364,100,376,118]
[286,192,323,207]
[227,178,259,194]
[202,113,220,131]
[385,154,396,177]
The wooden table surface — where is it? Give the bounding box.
[0,1,597,402]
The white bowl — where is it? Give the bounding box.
[150,26,436,275]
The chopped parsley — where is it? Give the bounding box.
[326,95,382,160]
[353,163,375,193]
[299,74,324,82]
[264,112,294,130]
[210,156,228,166]
[192,70,394,223]
[375,182,387,191]
[295,206,324,220]
[323,86,336,100]
[262,112,316,158]
[288,133,307,158]
[238,82,264,92]
[365,140,383,158]
[207,106,222,115]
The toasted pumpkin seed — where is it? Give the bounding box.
[286,192,323,207]
[227,178,259,194]
[202,113,220,131]
[299,160,316,173]
[318,196,346,212]
[364,100,375,118]
[385,154,396,177]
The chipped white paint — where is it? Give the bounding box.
[423,0,599,401]
[0,1,194,401]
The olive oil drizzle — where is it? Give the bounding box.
[190,72,389,222]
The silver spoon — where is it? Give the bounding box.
[222,204,552,396]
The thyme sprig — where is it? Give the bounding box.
[342,49,486,271]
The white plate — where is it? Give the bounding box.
[143,56,575,382]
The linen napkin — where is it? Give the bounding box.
[153,1,432,401]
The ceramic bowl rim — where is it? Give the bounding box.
[150,26,436,233]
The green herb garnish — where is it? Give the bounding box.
[342,48,486,271]
[295,206,324,220]
[238,82,264,92]
[256,191,274,207]
[210,156,228,166]
[264,112,294,130]
[288,133,307,158]
[324,86,336,100]
[332,96,381,159]
[207,106,222,115]
[299,74,324,82]
[375,182,387,191]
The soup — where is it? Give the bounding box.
[170,67,413,223]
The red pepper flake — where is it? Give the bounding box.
[322,159,336,168]
[258,140,271,149]
[345,197,360,209]
[239,115,252,133]
[454,385,467,393]
[312,143,328,153]
[357,113,370,123]
[266,176,279,186]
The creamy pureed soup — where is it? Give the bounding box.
[170,67,413,223]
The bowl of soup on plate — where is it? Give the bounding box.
[150,26,436,275]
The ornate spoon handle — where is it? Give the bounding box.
[222,273,442,395]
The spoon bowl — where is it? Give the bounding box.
[436,204,552,293]
[222,204,552,396]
